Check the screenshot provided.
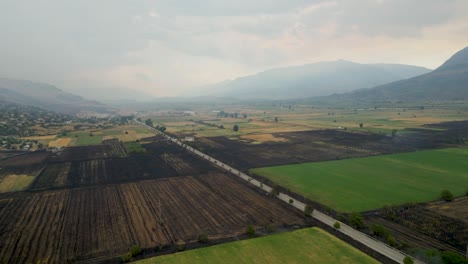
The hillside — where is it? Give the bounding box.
[337,47,468,102]
[0,78,112,114]
[202,60,431,99]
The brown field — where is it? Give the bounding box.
[0,173,305,263]
[390,117,447,123]
[21,135,57,140]
[240,133,289,143]
[426,197,468,224]
[48,137,72,147]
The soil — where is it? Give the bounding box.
[187,120,468,169]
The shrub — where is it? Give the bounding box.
[198,233,209,243]
[333,222,340,229]
[130,244,141,256]
[441,251,468,264]
[270,187,280,196]
[266,223,276,233]
[246,224,255,237]
[403,256,414,264]
[289,199,294,204]
[349,212,364,229]
[441,190,454,202]
[386,234,396,247]
[120,252,132,263]
[304,205,313,216]
[370,224,388,237]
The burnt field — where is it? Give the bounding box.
[49,141,127,162]
[187,120,468,168]
[31,137,218,190]
[365,203,467,256]
[0,173,305,263]
[0,151,49,167]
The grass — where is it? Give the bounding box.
[0,174,35,193]
[136,227,378,264]
[251,148,468,212]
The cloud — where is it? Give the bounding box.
[0,0,467,98]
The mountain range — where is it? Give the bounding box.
[334,46,468,102]
[202,60,431,99]
[0,78,112,114]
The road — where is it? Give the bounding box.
[134,120,424,264]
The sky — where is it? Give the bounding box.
[1,0,468,100]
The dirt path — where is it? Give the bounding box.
[134,120,424,264]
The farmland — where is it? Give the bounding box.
[0,173,305,263]
[136,227,378,264]
[251,148,468,212]
[187,120,468,169]
[151,103,468,139]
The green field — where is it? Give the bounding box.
[136,227,378,264]
[252,148,468,212]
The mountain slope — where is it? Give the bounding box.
[340,47,468,101]
[202,61,431,99]
[0,78,112,114]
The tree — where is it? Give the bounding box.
[359,123,364,128]
[145,118,153,127]
[274,117,278,122]
[403,256,414,264]
[246,224,255,237]
[441,190,454,202]
[349,212,364,229]
[334,222,341,229]
[370,224,388,237]
[289,198,294,204]
[233,125,239,132]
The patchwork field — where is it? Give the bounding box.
[252,148,468,212]
[136,227,378,264]
[0,165,44,193]
[0,173,305,263]
[188,121,468,169]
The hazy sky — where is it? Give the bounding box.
[1,0,468,99]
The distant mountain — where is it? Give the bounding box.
[202,60,431,99]
[335,47,468,102]
[0,78,113,114]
